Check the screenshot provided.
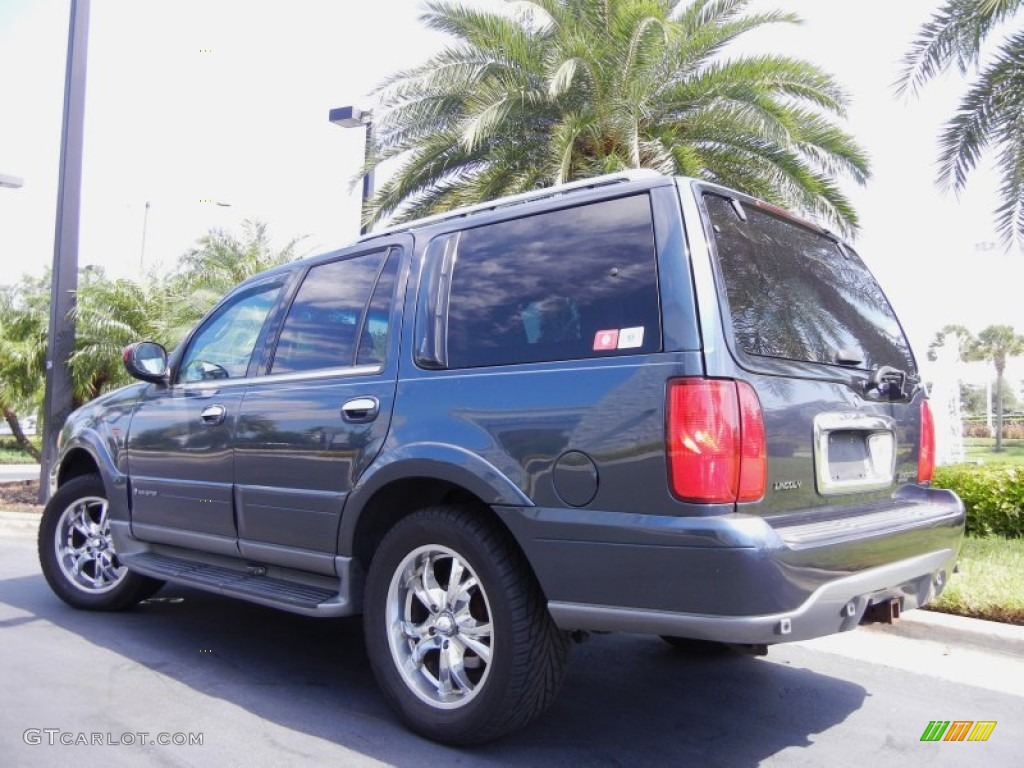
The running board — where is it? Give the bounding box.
[121,551,353,617]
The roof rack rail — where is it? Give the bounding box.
[360,169,665,240]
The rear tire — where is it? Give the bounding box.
[38,474,163,611]
[363,505,570,744]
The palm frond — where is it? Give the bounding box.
[896,0,1022,98]
[994,130,1024,250]
[363,0,868,233]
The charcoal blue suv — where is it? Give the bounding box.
[39,171,965,744]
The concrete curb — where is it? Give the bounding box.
[863,607,1024,657]
[0,464,42,482]
[0,509,40,538]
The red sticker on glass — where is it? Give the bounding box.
[593,329,619,351]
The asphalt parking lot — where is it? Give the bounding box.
[1,523,1021,767]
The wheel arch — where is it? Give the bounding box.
[54,431,129,523]
[57,446,101,487]
[339,447,534,578]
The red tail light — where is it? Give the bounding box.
[667,379,766,503]
[919,399,935,483]
[736,382,767,501]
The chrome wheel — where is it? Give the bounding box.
[385,544,494,709]
[53,495,127,594]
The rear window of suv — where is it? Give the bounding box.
[704,194,915,372]
[443,194,662,368]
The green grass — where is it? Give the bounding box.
[963,438,1024,466]
[929,537,1024,625]
[0,437,39,465]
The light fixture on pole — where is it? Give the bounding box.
[329,105,374,236]
[0,173,24,189]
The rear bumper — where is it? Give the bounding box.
[548,548,954,643]
[496,485,964,644]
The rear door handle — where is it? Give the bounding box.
[341,397,379,423]
[199,404,227,426]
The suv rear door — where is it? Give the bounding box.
[232,240,408,574]
[691,186,924,530]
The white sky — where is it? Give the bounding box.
[1,0,1023,383]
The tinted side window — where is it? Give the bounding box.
[271,251,387,374]
[445,195,661,368]
[704,194,915,372]
[357,251,399,366]
[177,281,283,383]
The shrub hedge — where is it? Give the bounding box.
[963,416,1024,426]
[961,421,1024,438]
[932,465,1024,538]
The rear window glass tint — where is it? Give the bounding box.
[445,194,661,368]
[356,251,399,366]
[704,194,914,372]
[271,251,386,373]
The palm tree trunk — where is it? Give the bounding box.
[995,364,1005,452]
[2,407,41,462]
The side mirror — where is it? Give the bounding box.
[123,341,169,384]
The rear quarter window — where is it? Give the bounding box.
[703,194,915,373]
[442,194,662,368]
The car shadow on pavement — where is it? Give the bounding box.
[1,573,866,766]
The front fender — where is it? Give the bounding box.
[336,442,532,555]
[56,430,130,524]
[48,381,145,512]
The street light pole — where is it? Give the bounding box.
[361,120,375,230]
[40,0,90,502]
[139,200,150,273]
[329,105,374,235]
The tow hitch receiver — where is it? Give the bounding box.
[861,598,902,625]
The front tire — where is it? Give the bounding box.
[364,506,569,744]
[38,474,163,611]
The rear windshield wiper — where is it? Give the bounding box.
[833,350,907,400]
[865,365,907,400]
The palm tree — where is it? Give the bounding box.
[898,0,1024,249]
[170,219,302,330]
[70,268,186,404]
[927,323,975,362]
[0,278,48,461]
[364,0,870,234]
[965,324,1024,451]
[0,221,302,463]
[72,220,303,401]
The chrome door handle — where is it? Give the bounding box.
[341,397,379,423]
[199,404,227,425]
